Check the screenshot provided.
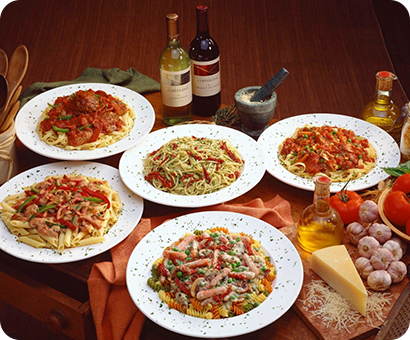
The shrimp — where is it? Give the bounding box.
[196,286,227,300]
[163,249,187,261]
[176,234,196,251]
[210,267,231,287]
[185,258,211,268]
[242,253,260,275]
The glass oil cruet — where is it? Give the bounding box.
[361,71,403,142]
[297,175,344,253]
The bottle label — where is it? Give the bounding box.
[191,57,220,97]
[160,68,192,107]
[365,116,394,130]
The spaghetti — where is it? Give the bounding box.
[143,136,244,195]
[0,173,122,253]
[37,89,135,150]
[279,125,377,182]
[147,227,276,319]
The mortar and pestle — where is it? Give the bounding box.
[235,68,289,138]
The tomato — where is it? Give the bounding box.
[392,174,410,195]
[406,218,410,236]
[330,190,364,225]
[384,190,410,228]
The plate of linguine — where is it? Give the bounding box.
[119,124,266,208]
[257,113,400,192]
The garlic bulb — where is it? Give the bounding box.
[358,236,380,258]
[387,261,407,283]
[359,200,379,223]
[367,270,392,291]
[368,223,392,244]
[383,240,403,261]
[346,222,368,245]
[355,257,374,279]
[391,237,407,254]
[371,247,394,270]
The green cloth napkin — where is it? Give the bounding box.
[19,67,160,107]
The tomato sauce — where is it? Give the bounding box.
[280,125,375,176]
[40,89,128,147]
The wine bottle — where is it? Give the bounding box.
[159,13,192,125]
[189,5,221,117]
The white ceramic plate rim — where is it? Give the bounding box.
[15,83,155,160]
[257,113,400,192]
[0,161,144,263]
[126,211,303,338]
[119,124,266,208]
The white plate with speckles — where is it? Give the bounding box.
[126,211,303,338]
[119,124,266,208]
[0,161,143,263]
[257,113,401,192]
[15,83,155,160]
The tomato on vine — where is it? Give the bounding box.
[330,180,364,225]
[392,173,410,195]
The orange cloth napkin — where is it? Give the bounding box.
[88,196,295,340]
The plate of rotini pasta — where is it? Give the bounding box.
[15,83,155,160]
[0,161,144,263]
[126,211,303,338]
[119,124,266,208]
[257,113,400,192]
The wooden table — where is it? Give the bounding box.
[0,0,410,339]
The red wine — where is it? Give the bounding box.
[189,5,221,117]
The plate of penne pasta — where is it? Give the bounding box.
[126,211,303,338]
[0,161,144,263]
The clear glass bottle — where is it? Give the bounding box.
[400,102,410,161]
[361,71,403,142]
[159,13,192,125]
[189,5,221,117]
[297,175,344,253]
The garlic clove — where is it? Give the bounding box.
[370,247,394,270]
[391,237,407,254]
[359,200,379,223]
[368,223,392,244]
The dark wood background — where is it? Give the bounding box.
[0,0,409,339]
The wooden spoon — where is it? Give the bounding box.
[0,49,8,77]
[0,74,7,110]
[0,45,28,127]
[0,100,19,133]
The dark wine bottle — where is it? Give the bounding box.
[189,5,221,117]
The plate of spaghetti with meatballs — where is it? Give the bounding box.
[16,83,155,160]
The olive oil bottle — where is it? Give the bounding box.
[297,176,344,253]
[361,71,403,142]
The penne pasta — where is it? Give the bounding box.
[0,173,122,254]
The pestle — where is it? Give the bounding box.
[250,68,289,102]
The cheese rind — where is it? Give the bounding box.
[310,245,368,316]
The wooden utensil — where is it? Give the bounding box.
[0,85,22,133]
[0,45,28,128]
[0,48,8,77]
[0,74,7,110]
[0,100,20,133]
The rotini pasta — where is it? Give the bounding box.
[148,228,276,319]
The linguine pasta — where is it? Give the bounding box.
[143,136,244,195]
[36,89,135,150]
[278,125,377,182]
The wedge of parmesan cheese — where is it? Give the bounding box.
[310,245,368,316]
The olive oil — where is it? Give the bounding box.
[297,176,344,253]
[361,71,403,142]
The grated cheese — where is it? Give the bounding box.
[299,280,392,333]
